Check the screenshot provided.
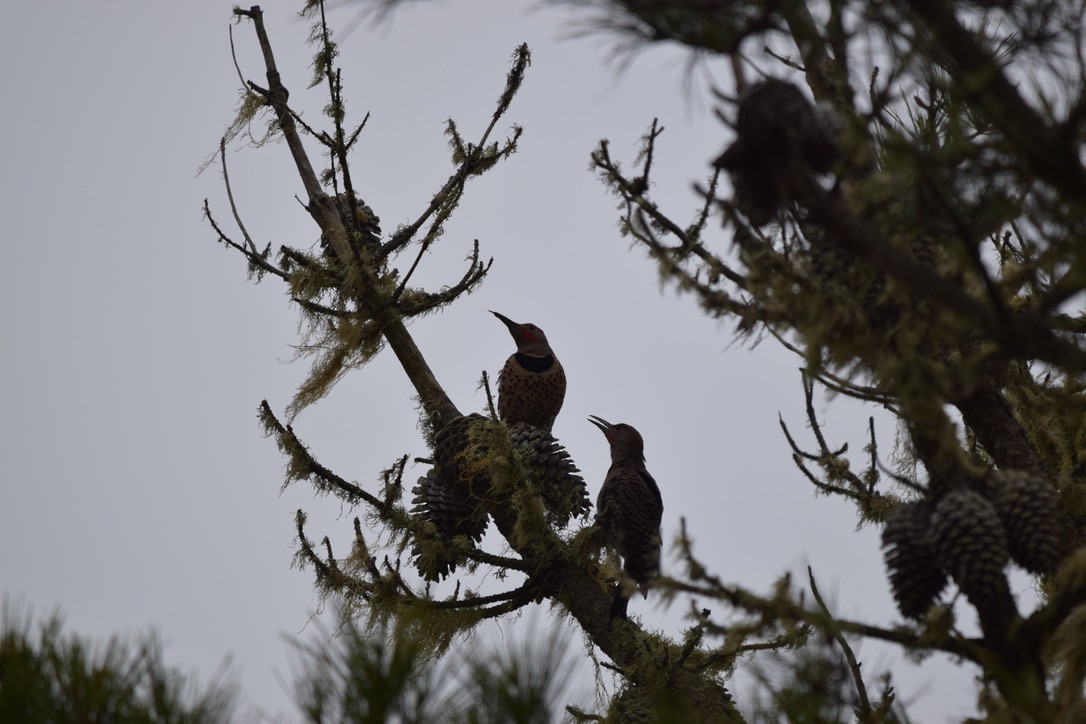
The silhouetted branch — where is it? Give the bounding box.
[778,374,891,520]
[906,0,1086,204]
[380,44,530,260]
[203,199,285,281]
[668,519,983,665]
[808,567,872,721]
[260,400,392,514]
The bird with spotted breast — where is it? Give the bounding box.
[491,311,566,431]
[589,415,663,620]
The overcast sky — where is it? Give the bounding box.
[1,1,1039,721]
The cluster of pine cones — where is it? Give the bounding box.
[410,414,591,580]
[881,470,1064,628]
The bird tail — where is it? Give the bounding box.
[609,583,630,620]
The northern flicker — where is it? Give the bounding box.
[492,311,566,431]
[589,415,663,620]
[714,78,838,226]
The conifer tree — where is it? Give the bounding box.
[0,599,238,723]
[207,1,1086,719]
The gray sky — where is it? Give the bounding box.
[1,1,1033,720]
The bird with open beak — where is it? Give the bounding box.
[589,415,663,620]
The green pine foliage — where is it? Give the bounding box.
[0,598,238,724]
[746,635,905,724]
[287,607,582,724]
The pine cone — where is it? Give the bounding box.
[332,192,381,239]
[508,422,591,528]
[410,468,486,543]
[881,502,947,619]
[320,193,382,257]
[433,414,492,502]
[990,470,1064,574]
[409,414,492,581]
[727,79,838,174]
[410,467,486,581]
[714,79,838,226]
[909,233,938,269]
[931,488,1016,636]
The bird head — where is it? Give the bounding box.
[588,415,646,465]
[491,311,554,357]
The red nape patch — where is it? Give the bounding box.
[520,328,537,342]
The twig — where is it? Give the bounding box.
[219,138,256,256]
[865,417,881,498]
[390,236,435,303]
[260,400,391,514]
[234,6,325,204]
[228,25,252,96]
[380,45,530,259]
[801,372,833,453]
[203,199,286,280]
[760,325,898,408]
[394,251,492,317]
[481,370,498,420]
[663,575,981,663]
[808,566,873,720]
[430,583,533,610]
[292,297,353,318]
[463,548,530,572]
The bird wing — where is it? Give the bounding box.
[597,466,663,587]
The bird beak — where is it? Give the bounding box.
[490,310,531,343]
[588,415,614,442]
[490,310,517,329]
